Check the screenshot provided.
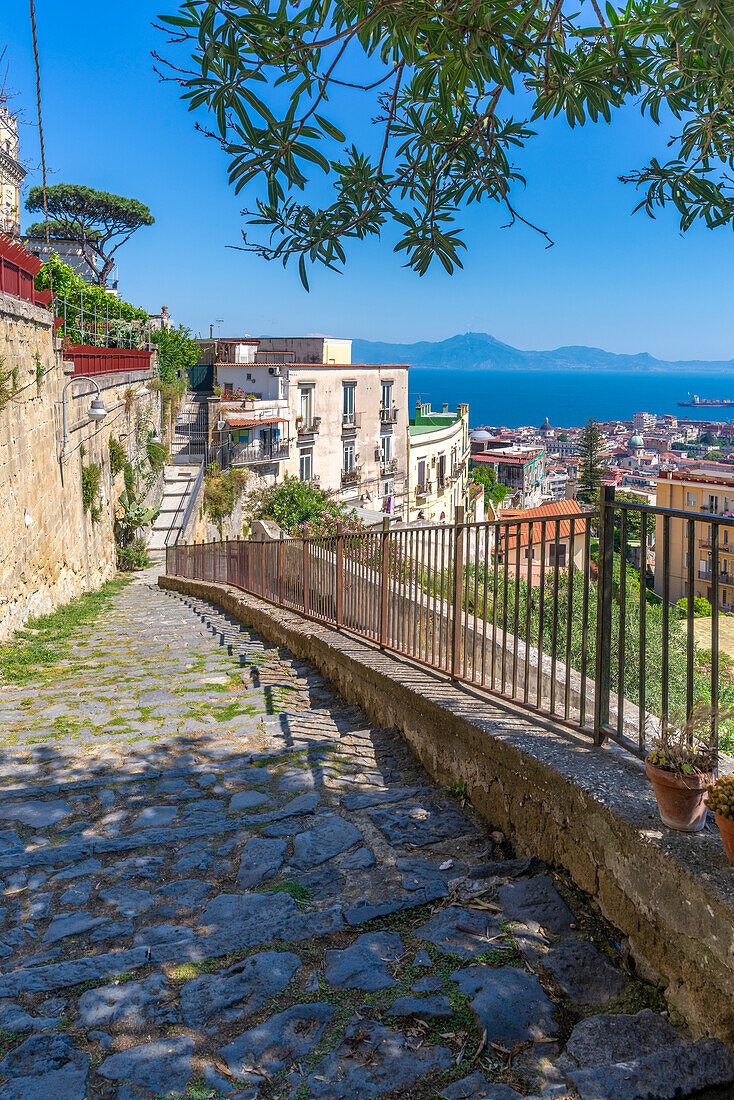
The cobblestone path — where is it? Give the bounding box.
[0,576,731,1099]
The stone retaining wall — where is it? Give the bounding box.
[0,292,160,639]
[160,572,734,1046]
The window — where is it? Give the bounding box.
[299,448,313,482]
[299,386,314,425]
[343,442,355,473]
[687,491,697,507]
[417,459,426,489]
[343,383,356,426]
[381,382,393,418]
[549,543,567,568]
[380,434,393,464]
[437,454,446,488]
[223,382,233,396]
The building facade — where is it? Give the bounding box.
[200,336,409,517]
[0,101,24,237]
[472,446,546,509]
[407,402,470,523]
[655,466,734,611]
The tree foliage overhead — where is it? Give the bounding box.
[25,184,154,289]
[157,0,734,288]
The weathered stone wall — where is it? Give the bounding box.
[0,293,160,639]
[160,572,734,1047]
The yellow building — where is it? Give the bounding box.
[655,466,734,611]
[0,100,24,237]
[408,402,470,523]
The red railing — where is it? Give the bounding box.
[65,345,153,377]
[0,235,53,310]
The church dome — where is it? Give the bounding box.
[540,417,553,431]
[629,434,644,449]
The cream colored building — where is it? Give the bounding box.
[201,336,410,517]
[655,465,734,611]
[0,101,25,237]
[407,402,470,523]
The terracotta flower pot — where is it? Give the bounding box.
[715,812,734,862]
[645,757,713,833]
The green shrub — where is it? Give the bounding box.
[81,462,102,522]
[204,463,249,532]
[676,596,712,618]
[146,439,168,470]
[116,536,151,571]
[108,436,127,477]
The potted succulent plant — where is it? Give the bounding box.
[705,775,734,861]
[645,720,716,833]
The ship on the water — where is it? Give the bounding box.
[678,395,734,407]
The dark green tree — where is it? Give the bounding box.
[157,0,734,288]
[576,418,604,506]
[26,185,154,288]
[152,324,201,386]
[471,464,507,507]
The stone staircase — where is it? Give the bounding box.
[147,464,201,555]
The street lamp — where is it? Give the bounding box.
[60,376,108,457]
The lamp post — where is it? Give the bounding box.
[60,376,107,458]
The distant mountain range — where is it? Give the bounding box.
[351,332,734,374]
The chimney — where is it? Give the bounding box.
[442,403,449,414]
[209,324,213,339]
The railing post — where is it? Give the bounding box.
[379,517,390,648]
[278,532,284,606]
[451,506,465,681]
[594,485,615,744]
[335,523,344,629]
[302,539,310,616]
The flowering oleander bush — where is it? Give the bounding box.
[245,475,364,538]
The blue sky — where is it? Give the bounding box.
[3,1,734,361]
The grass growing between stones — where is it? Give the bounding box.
[0,576,132,685]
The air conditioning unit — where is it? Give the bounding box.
[375,447,382,461]
[268,366,282,376]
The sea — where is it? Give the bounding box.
[407,368,734,429]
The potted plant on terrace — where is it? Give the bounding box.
[706,775,734,861]
[645,718,716,833]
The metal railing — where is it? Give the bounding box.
[166,488,734,762]
[57,291,154,350]
[230,439,290,465]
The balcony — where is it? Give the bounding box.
[231,440,290,465]
[415,482,433,499]
[342,412,361,431]
[297,416,321,437]
[698,568,733,585]
[381,458,399,476]
[341,466,362,486]
[380,406,399,424]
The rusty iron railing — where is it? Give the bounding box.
[166,491,734,761]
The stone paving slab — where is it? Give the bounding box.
[0,576,730,1099]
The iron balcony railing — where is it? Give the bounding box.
[342,412,361,430]
[341,466,362,485]
[166,487,734,764]
[380,406,399,423]
[230,440,290,465]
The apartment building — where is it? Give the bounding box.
[471,445,546,509]
[655,465,734,610]
[201,336,409,516]
[633,411,657,432]
[0,101,24,237]
[408,402,470,523]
